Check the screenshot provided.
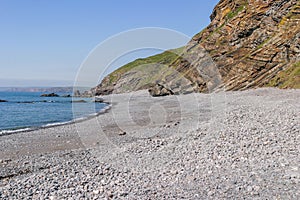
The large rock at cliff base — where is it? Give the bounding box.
[148,84,174,97]
[73,90,94,97]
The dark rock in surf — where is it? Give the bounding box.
[40,93,59,97]
[93,97,104,103]
[72,100,87,103]
[62,94,72,98]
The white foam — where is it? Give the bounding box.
[0,102,112,136]
[42,121,73,128]
[0,128,33,135]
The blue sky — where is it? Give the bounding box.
[0,0,219,87]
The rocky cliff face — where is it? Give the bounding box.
[188,0,300,91]
[94,0,300,96]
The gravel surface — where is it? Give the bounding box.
[0,88,299,199]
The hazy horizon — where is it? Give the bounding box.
[1,0,219,87]
[0,78,74,88]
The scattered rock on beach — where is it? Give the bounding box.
[118,131,126,136]
[0,89,299,199]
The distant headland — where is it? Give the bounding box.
[1,87,89,93]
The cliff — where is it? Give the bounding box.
[94,0,300,96]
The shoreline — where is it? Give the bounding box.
[0,103,112,137]
[0,88,299,199]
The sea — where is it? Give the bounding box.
[0,92,107,135]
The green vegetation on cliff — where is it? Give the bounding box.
[94,47,186,95]
[106,47,184,84]
[267,61,300,89]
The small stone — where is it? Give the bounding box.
[247,186,252,192]
[174,122,180,126]
[207,191,214,196]
[120,191,128,197]
[107,191,113,198]
[119,131,126,136]
[291,166,298,171]
[93,190,99,195]
[49,196,56,200]
[253,185,260,191]
[99,187,104,193]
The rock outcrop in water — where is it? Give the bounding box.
[93,0,300,96]
[40,93,59,97]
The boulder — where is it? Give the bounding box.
[148,84,174,97]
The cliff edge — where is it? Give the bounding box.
[94,0,300,96]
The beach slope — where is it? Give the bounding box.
[0,88,299,199]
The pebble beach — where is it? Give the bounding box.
[0,88,299,199]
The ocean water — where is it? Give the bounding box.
[0,92,107,134]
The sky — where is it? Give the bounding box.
[0,0,219,87]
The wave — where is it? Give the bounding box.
[0,104,112,136]
[9,100,101,104]
[11,100,56,104]
[0,128,35,135]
